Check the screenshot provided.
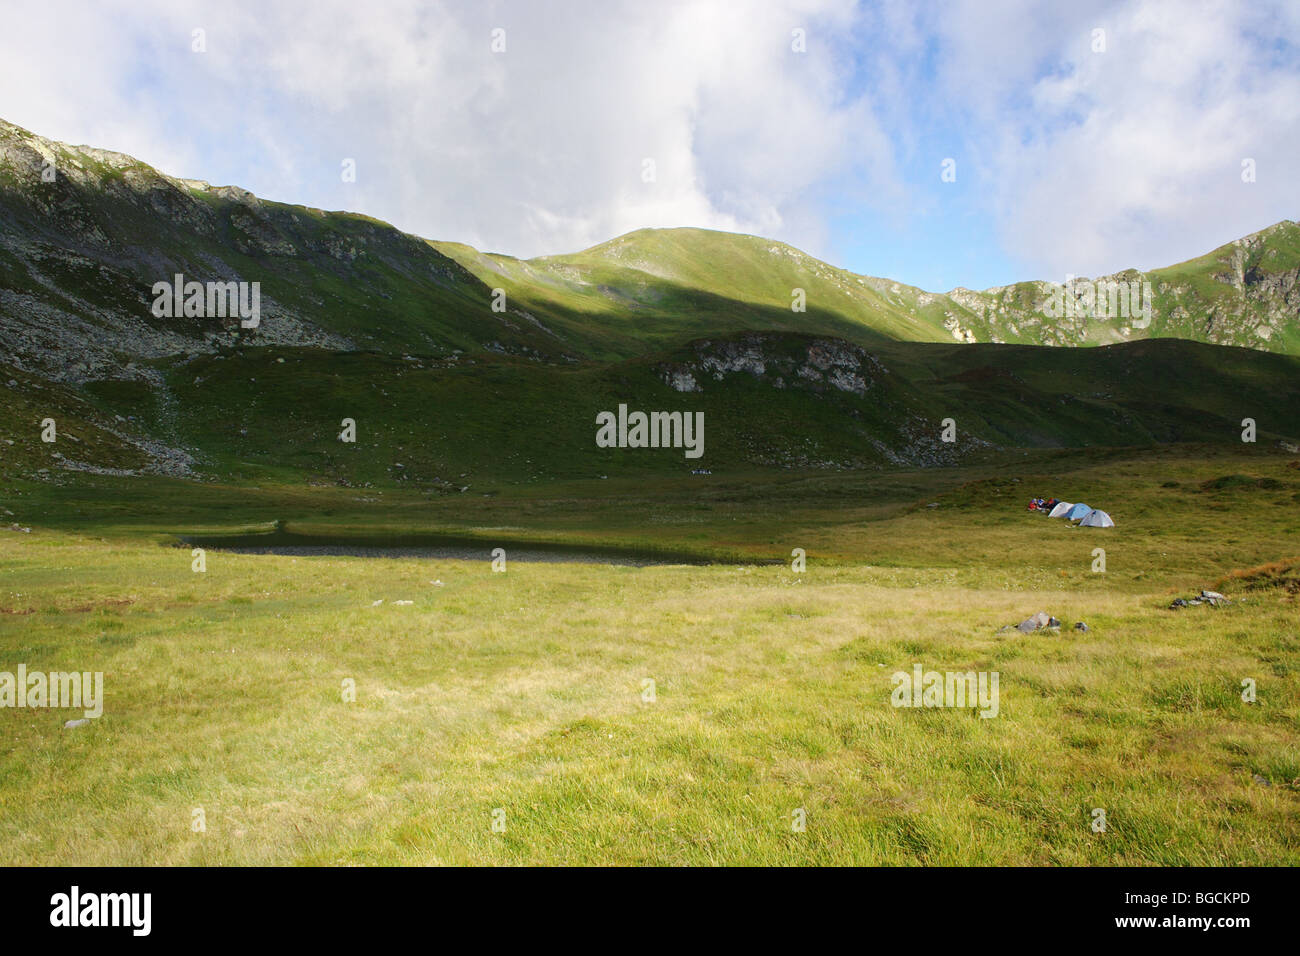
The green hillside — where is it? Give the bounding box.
[434,221,1300,357]
[4,332,1298,489]
[433,227,954,349]
[3,117,1299,393]
[2,117,1299,490]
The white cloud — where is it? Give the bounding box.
[927,0,1300,279]
[0,0,1294,284]
[0,0,890,261]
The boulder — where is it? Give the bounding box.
[1015,611,1056,633]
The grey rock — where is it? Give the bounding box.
[1016,611,1054,633]
[1171,590,1232,609]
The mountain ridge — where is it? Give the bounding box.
[2,118,1299,485]
[2,117,1298,379]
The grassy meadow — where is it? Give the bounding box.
[1,445,1297,865]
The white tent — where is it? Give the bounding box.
[1078,509,1114,528]
[1048,501,1073,518]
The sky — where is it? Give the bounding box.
[0,0,1296,291]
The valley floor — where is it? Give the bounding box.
[1,446,1297,865]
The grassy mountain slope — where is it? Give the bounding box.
[3,117,1299,386]
[434,221,1300,356]
[0,118,567,381]
[925,221,1300,352]
[426,235,914,359]
[4,333,1297,488]
[2,118,1299,490]
[433,228,955,349]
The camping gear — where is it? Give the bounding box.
[1078,509,1114,528]
[1048,501,1073,518]
[1064,502,1092,521]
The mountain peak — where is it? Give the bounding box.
[2,117,1298,367]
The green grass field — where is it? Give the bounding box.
[2,446,1297,865]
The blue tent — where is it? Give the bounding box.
[1065,502,1092,520]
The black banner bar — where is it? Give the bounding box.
[0,866,1279,942]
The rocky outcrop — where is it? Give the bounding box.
[659,333,883,398]
[653,332,987,469]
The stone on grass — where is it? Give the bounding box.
[1170,589,1232,609]
[1015,611,1057,633]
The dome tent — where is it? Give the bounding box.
[1079,509,1115,528]
[1064,503,1092,521]
[1048,501,1074,518]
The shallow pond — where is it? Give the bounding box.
[178,531,737,567]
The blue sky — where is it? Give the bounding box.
[1,0,1296,291]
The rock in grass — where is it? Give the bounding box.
[64,718,90,729]
[1170,590,1232,609]
[1015,611,1054,633]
